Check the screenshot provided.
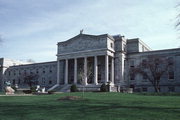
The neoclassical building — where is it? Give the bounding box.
[0,33,180,92]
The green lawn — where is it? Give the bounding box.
[0,92,180,120]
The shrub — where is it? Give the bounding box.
[100,83,108,92]
[30,86,37,93]
[70,84,78,92]
[23,90,32,94]
[48,90,56,94]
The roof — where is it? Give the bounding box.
[57,33,115,45]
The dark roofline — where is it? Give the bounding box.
[128,47,180,56]
[10,61,57,68]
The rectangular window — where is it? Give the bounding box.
[143,74,148,80]
[168,66,174,80]
[49,80,52,84]
[168,71,174,80]
[36,69,39,74]
[168,57,174,65]
[110,43,113,48]
[13,79,15,85]
[130,73,135,80]
[130,60,134,68]
[168,86,175,92]
[18,79,20,84]
[142,87,147,92]
[43,68,45,73]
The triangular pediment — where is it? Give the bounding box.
[58,34,108,54]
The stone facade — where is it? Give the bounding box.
[0,33,180,92]
[0,58,57,90]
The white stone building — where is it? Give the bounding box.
[0,33,180,92]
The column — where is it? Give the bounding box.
[57,60,60,84]
[74,58,77,84]
[111,57,114,84]
[94,56,98,85]
[84,57,87,85]
[105,55,109,83]
[65,59,68,84]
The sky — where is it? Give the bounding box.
[0,0,179,62]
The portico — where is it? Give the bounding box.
[57,55,114,86]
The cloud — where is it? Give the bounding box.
[0,0,179,62]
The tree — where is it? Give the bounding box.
[130,56,169,92]
[78,59,93,97]
[23,73,39,88]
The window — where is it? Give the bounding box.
[168,66,174,80]
[168,71,174,80]
[110,43,113,48]
[49,69,52,73]
[142,59,147,68]
[18,79,20,84]
[9,71,11,76]
[130,73,135,80]
[49,80,52,84]
[168,86,175,92]
[36,69,39,74]
[24,70,26,75]
[168,57,174,65]
[143,74,148,80]
[13,79,15,85]
[43,68,45,73]
[142,87,147,92]
[130,60,134,68]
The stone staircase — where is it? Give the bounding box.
[48,84,117,92]
[47,84,71,92]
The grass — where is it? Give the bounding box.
[0,92,180,120]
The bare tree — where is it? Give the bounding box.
[23,73,39,88]
[78,60,93,97]
[130,56,169,92]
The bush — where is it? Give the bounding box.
[30,86,37,93]
[48,90,56,94]
[100,83,108,92]
[70,84,78,92]
[23,90,32,94]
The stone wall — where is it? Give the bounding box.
[3,61,57,89]
[127,48,180,92]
